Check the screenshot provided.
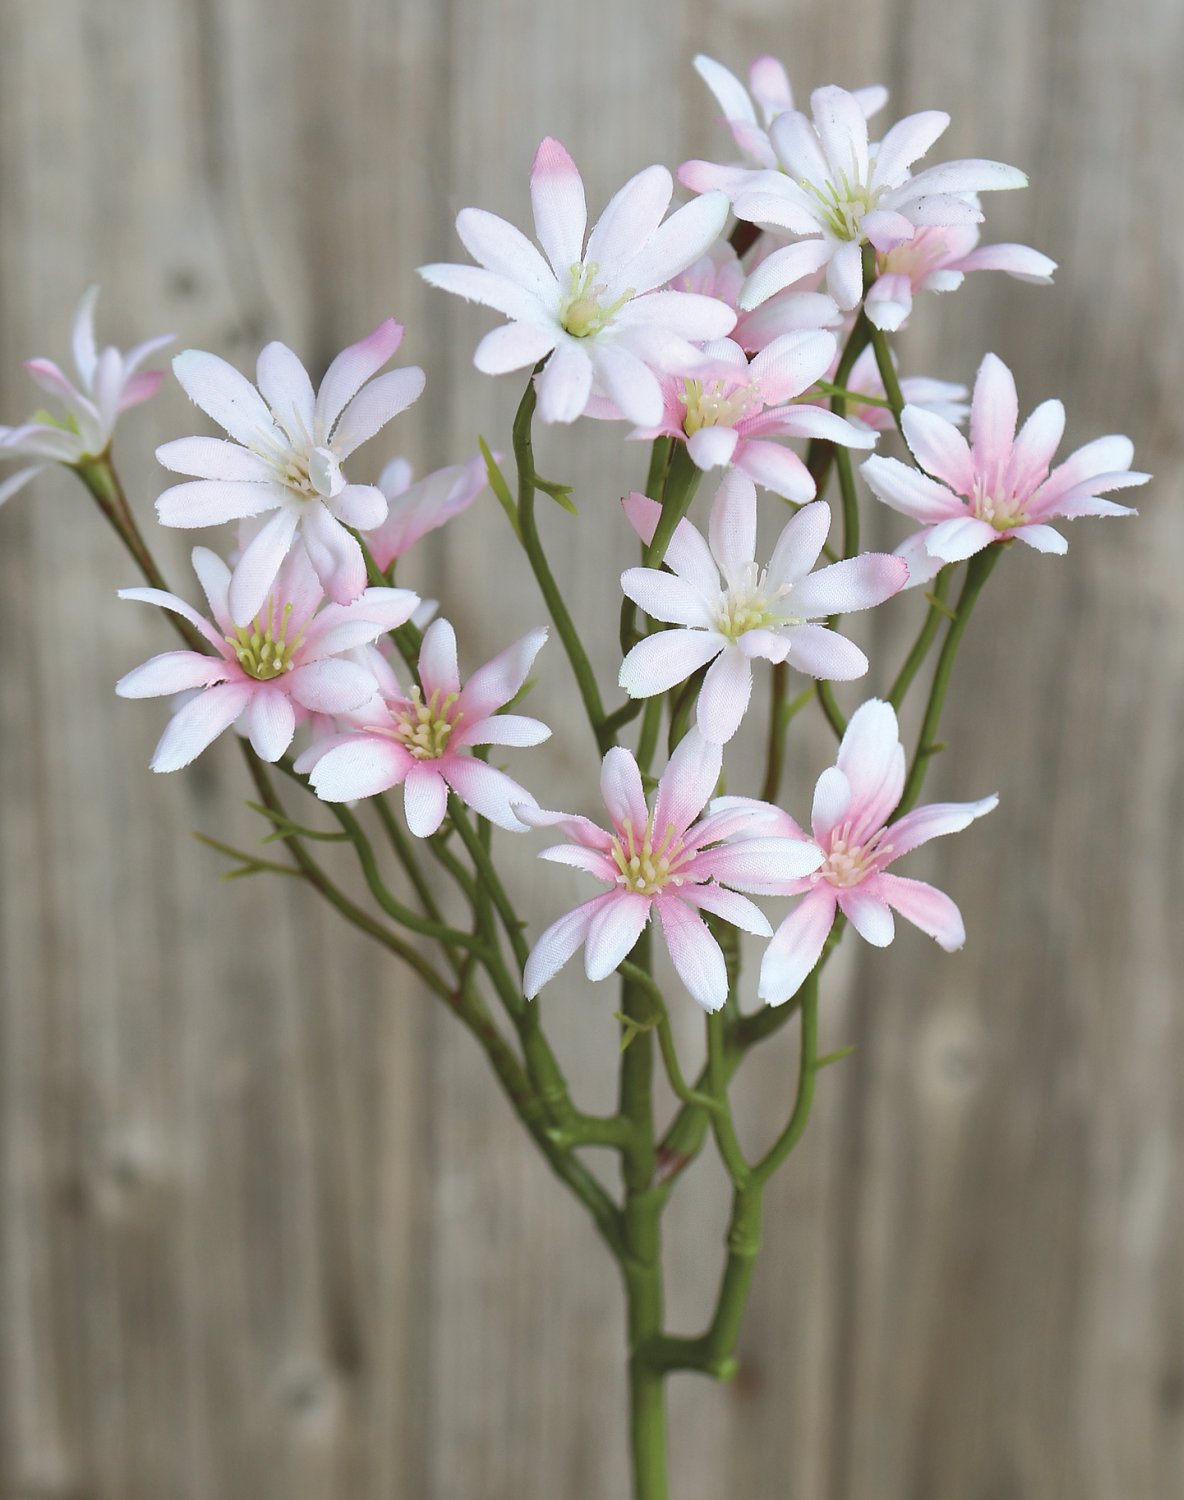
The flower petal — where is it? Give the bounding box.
[585,164,672,271]
[245,685,296,761]
[888,794,997,859]
[680,884,772,937]
[653,729,721,836]
[442,756,538,831]
[969,353,1018,479]
[535,344,594,424]
[621,567,713,627]
[287,659,378,714]
[155,479,288,529]
[695,647,753,744]
[458,626,548,720]
[172,349,279,450]
[693,836,824,893]
[901,405,976,494]
[585,892,651,981]
[149,681,254,772]
[606,191,730,300]
[590,341,664,428]
[783,623,868,680]
[837,698,906,838]
[687,425,739,470]
[255,342,315,446]
[456,206,558,302]
[332,367,425,457]
[736,439,815,502]
[811,765,852,843]
[860,455,961,523]
[309,737,413,801]
[599,746,650,835]
[758,887,837,1005]
[788,553,907,617]
[418,617,460,697]
[765,499,831,587]
[877,873,966,950]
[475,322,560,374]
[621,492,720,594]
[618,628,722,699]
[838,886,895,945]
[654,896,728,1011]
[299,502,367,606]
[227,506,302,627]
[156,436,275,482]
[531,137,588,279]
[524,894,614,998]
[402,762,449,836]
[116,650,231,699]
[314,318,402,437]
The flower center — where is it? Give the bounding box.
[278,443,342,500]
[819,824,893,889]
[970,476,1030,531]
[713,563,800,642]
[610,816,688,896]
[560,262,634,338]
[227,600,302,681]
[679,377,759,434]
[800,169,879,241]
[392,686,462,760]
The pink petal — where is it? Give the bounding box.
[864,277,911,332]
[694,54,757,125]
[71,285,100,384]
[810,765,852,843]
[621,492,720,593]
[760,405,875,449]
[679,884,772,937]
[245,685,296,761]
[314,318,403,438]
[475,322,559,375]
[888,158,1028,208]
[1005,399,1065,496]
[441,756,537,831]
[922,515,997,563]
[456,206,558,301]
[332,366,425,457]
[418,618,460,697]
[836,698,906,839]
[878,873,966,950]
[758,887,837,1005]
[155,479,288,529]
[618,628,722,699]
[969,353,1018,480]
[458,626,548,720]
[539,844,619,881]
[585,892,651,981]
[736,438,815,502]
[692,796,799,846]
[301,586,418,657]
[530,137,588,279]
[749,328,836,402]
[287,659,378,714]
[860,455,961,523]
[329,482,388,532]
[227,506,302,628]
[516,804,615,851]
[585,164,673,271]
[901,404,976,494]
[887,794,997,859]
[653,730,721,836]
[599,746,650,836]
[456,712,550,749]
[788,553,908,617]
[621,567,713,627]
[826,241,865,310]
[149,681,254,773]
[812,85,869,185]
[861,208,916,251]
[654,896,728,1011]
[687,424,739,471]
[693,836,824,893]
[172,349,279,449]
[695,647,753,744]
[156,435,274,482]
[783,623,868,680]
[116,650,231,698]
[951,242,1056,282]
[524,894,614,999]
[613,290,736,343]
[894,531,946,588]
[535,344,594,424]
[255,342,315,445]
[309,737,413,801]
[300,502,366,606]
[765,499,831,587]
[837,886,895,945]
[401,762,449,835]
[1034,435,1136,509]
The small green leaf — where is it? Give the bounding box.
[479,436,521,540]
[816,1045,856,1071]
[924,591,959,621]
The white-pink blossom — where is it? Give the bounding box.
[298,619,550,837]
[863,216,1055,331]
[717,699,997,1005]
[861,352,1148,585]
[116,542,419,771]
[0,286,172,502]
[365,453,490,572]
[690,85,1028,313]
[618,477,907,744]
[419,138,735,428]
[520,731,824,1011]
[622,328,875,500]
[156,320,425,626]
[681,54,888,195]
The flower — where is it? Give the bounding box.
[724,699,997,1004]
[155,320,425,626]
[0,285,172,502]
[693,85,1027,313]
[860,352,1149,585]
[520,731,824,1011]
[681,54,888,195]
[863,216,1055,331]
[364,453,491,572]
[618,477,907,744]
[840,345,968,434]
[621,328,876,500]
[418,137,735,427]
[298,618,550,837]
[116,542,420,770]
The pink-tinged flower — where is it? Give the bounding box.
[618,477,907,744]
[0,285,172,502]
[364,453,491,572]
[680,54,888,195]
[520,731,824,1011]
[116,542,420,771]
[861,353,1149,586]
[155,320,425,626]
[723,699,997,1005]
[702,86,1027,313]
[298,619,550,837]
[864,216,1055,331]
[667,240,842,356]
[418,138,735,428]
[626,329,875,500]
[841,346,968,434]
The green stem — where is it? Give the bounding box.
[869,322,906,428]
[761,678,813,805]
[636,695,664,778]
[642,443,701,570]
[512,374,609,752]
[752,975,820,1183]
[895,547,1000,817]
[706,1012,750,1187]
[888,567,952,709]
[448,801,529,971]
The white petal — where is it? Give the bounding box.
[695,648,753,744]
[172,349,279,450]
[227,507,301,628]
[621,567,713,627]
[758,888,837,1005]
[530,137,588,279]
[618,629,722,698]
[585,164,672,271]
[332,366,425,457]
[585,894,651,981]
[654,897,728,1011]
[155,436,275,482]
[535,345,593,424]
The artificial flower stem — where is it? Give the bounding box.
[888,566,953,708]
[761,677,814,804]
[752,974,821,1184]
[512,373,610,752]
[706,1012,751,1187]
[636,695,664,779]
[449,801,530,972]
[642,442,702,569]
[869,323,907,427]
[816,679,848,739]
[618,961,722,1117]
[895,546,1001,817]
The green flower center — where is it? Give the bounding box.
[800,170,878,241]
[610,816,687,896]
[393,686,462,759]
[679,377,758,435]
[713,564,800,643]
[560,262,634,338]
[227,601,302,680]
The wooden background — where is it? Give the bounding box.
[1,0,1181,1496]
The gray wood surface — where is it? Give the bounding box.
[2,0,1181,1496]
